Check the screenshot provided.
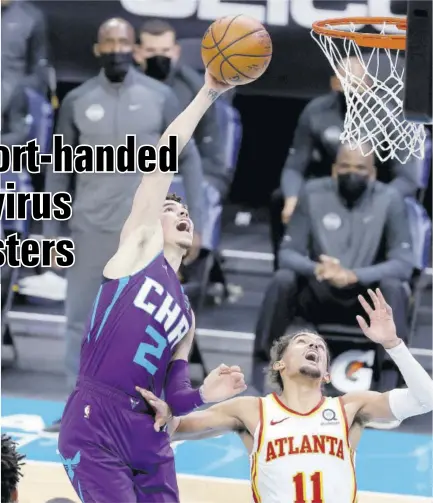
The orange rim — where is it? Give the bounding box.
[312,17,406,50]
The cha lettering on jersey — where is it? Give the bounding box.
[266,434,345,463]
[134,276,190,349]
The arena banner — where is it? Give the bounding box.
[34,0,408,98]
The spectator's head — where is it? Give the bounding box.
[161,193,193,255]
[135,20,180,81]
[332,142,375,205]
[267,330,330,392]
[94,18,135,82]
[1,435,25,503]
[330,56,373,94]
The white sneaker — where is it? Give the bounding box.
[18,272,67,301]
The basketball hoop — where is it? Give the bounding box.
[311,17,427,163]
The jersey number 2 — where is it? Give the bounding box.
[293,471,323,503]
[133,325,167,375]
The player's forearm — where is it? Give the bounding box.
[173,412,229,441]
[120,85,222,242]
[164,360,204,416]
[386,341,433,420]
[157,85,221,157]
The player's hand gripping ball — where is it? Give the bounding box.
[201,15,273,86]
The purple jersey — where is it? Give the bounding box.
[78,253,193,397]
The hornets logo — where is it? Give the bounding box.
[59,451,81,481]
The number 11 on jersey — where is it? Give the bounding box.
[293,471,324,503]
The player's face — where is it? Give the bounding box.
[282,334,329,380]
[160,200,193,251]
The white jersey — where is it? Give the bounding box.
[250,394,357,503]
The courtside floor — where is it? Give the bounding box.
[2,396,432,503]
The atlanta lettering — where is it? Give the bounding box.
[265,434,345,463]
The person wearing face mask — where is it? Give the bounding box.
[134,19,230,202]
[42,17,204,432]
[269,56,421,271]
[254,142,414,361]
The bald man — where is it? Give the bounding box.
[43,18,204,431]
[270,56,421,270]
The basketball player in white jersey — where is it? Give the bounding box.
[137,288,433,503]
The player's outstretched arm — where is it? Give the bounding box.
[164,361,247,417]
[345,289,433,424]
[135,386,255,440]
[173,397,254,441]
[118,72,233,247]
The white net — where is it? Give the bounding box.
[311,21,426,163]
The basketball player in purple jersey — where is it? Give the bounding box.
[58,71,244,502]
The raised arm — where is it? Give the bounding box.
[344,289,433,425]
[118,73,230,247]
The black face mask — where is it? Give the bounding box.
[337,173,369,204]
[144,55,172,81]
[99,52,133,82]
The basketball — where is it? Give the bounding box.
[201,15,272,86]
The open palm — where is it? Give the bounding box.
[201,364,247,403]
[356,289,398,345]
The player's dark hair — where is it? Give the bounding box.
[266,329,330,392]
[1,435,25,503]
[140,19,176,38]
[166,193,183,204]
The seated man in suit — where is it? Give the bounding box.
[255,142,414,360]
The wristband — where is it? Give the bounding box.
[165,360,204,415]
